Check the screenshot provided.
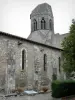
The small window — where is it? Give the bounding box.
[41,17,46,29]
[53,68,57,75]
[58,57,61,72]
[50,19,52,30]
[53,68,57,80]
[22,49,26,70]
[44,54,47,71]
[33,19,37,31]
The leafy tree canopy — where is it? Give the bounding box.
[62,19,75,75]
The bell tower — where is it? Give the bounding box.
[28,3,54,45]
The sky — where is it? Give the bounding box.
[0,0,75,38]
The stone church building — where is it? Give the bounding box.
[0,3,68,94]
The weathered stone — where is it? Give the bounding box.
[0,3,67,95]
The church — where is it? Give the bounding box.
[0,3,68,94]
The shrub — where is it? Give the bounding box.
[51,80,75,98]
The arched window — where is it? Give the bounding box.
[44,54,47,71]
[33,19,37,31]
[41,17,46,29]
[22,49,26,70]
[50,19,52,30]
[58,57,61,73]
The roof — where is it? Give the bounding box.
[0,31,63,51]
[30,3,53,18]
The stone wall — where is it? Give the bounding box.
[0,35,62,94]
[52,33,69,49]
[0,37,8,94]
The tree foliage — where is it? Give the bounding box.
[62,19,75,75]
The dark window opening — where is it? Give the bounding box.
[59,57,61,72]
[41,18,46,29]
[50,19,52,30]
[22,50,24,70]
[33,19,37,31]
[44,54,47,71]
[22,49,26,70]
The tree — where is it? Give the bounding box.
[62,19,75,76]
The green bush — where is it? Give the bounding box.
[51,80,75,98]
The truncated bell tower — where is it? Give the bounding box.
[28,3,54,45]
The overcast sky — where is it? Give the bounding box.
[0,0,75,38]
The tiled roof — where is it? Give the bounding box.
[30,3,53,18]
[0,31,63,51]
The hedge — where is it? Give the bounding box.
[51,80,75,98]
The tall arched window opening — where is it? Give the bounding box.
[41,18,46,29]
[58,57,61,73]
[50,19,52,30]
[22,49,26,70]
[33,19,37,31]
[44,54,47,71]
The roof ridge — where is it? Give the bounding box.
[0,31,63,51]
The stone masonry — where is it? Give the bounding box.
[0,3,67,94]
[0,32,62,94]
